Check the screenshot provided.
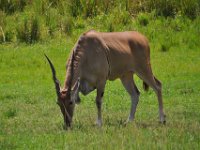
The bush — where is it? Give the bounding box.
[5,30,14,42]
[81,0,98,18]
[0,11,16,43]
[0,0,27,14]
[62,16,73,35]
[0,27,5,43]
[180,0,200,19]
[0,11,6,43]
[119,11,132,25]
[129,0,149,15]
[0,0,200,44]
[149,0,177,17]
[45,8,62,36]
[30,17,40,43]
[68,0,83,17]
[137,13,149,26]
[129,0,200,19]
[16,16,40,43]
[108,22,114,32]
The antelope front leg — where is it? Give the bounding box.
[95,91,104,126]
[95,83,105,127]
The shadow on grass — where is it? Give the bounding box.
[135,121,166,129]
[54,110,200,132]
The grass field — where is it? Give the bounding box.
[1,13,200,150]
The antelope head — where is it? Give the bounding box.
[45,54,79,129]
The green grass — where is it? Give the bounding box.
[1,16,200,149]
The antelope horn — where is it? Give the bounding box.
[44,54,61,97]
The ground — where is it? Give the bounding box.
[0,32,200,149]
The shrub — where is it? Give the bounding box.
[129,0,200,19]
[16,18,30,43]
[0,27,5,43]
[129,0,149,15]
[0,11,6,43]
[16,16,40,43]
[148,0,177,17]
[30,17,40,43]
[74,18,85,29]
[108,22,114,32]
[62,16,73,35]
[81,0,98,18]
[5,30,14,42]
[180,0,200,19]
[45,8,58,36]
[137,13,149,26]
[0,0,27,14]
[119,11,132,25]
[1,0,200,44]
[68,0,83,17]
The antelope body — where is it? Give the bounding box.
[45,30,166,129]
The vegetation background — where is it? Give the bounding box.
[0,0,200,149]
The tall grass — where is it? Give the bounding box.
[0,0,27,14]
[1,0,199,18]
[128,0,200,18]
[16,16,40,43]
[0,0,200,43]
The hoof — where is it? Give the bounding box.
[160,114,166,125]
[160,120,166,125]
[96,120,102,127]
[160,115,166,124]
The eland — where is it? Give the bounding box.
[45,30,166,129]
